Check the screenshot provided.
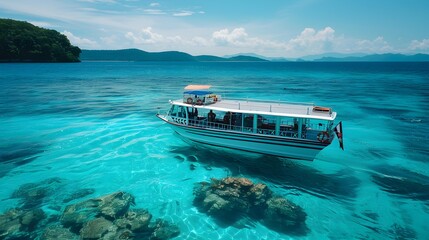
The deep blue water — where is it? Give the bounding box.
[0,61,428,239]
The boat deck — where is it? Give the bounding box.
[172,99,337,120]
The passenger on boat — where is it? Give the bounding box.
[231,112,237,125]
[223,111,231,124]
[194,108,198,119]
[208,110,216,122]
[188,108,194,119]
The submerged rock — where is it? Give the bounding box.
[61,198,101,232]
[194,177,271,218]
[0,208,46,239]
[193,177,306,234]
[63,188,96,203]
[263,197,307,230]
[0,209,22,238]
[61,191,135,233]
[40,225,78,240]
[99,191,135,220]
[150,219,180,240]
[11,177,64,209]
[114,209,152,232]
[58,191,179,239]
[248,183,273,218]
[80,217,117,239]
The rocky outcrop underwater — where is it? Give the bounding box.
[1,176,308,239]
[0,178,180,240]
[193,177,307,234]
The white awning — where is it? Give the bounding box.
[184,85,212,90]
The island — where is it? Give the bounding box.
[0,19,81,62]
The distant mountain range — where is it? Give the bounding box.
[315,53,429,62]
[226,52,429,62]
[80,49,268,62]
[81,49,429,62]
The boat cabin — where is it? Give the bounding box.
[167,86,336,143]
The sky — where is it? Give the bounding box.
[1,0,429,58]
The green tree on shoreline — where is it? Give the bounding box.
[0,18,81,62]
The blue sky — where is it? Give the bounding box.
[1,0,428,57]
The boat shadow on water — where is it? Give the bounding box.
[371,165,429,207]
[170,145,360,202]
[0,142,45,179]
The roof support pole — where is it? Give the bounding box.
[298,118,302,138]
[275,117,280,136]
[185,107,189,126]
[253,114,258,133]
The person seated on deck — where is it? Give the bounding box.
[208,110,216,122]
[223,111,231,124]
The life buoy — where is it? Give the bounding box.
[196,99,203,105]
[186,98,193,104]
[313,106,331,112]
[317,131,330,143]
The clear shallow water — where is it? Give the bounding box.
[0,62,428,239]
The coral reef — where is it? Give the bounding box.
[193,177,307,234]
[2,178,180,240]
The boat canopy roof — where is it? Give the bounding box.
[170,98,337,121]
[183,90,213,95]
[184,85,212,90]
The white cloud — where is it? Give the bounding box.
[409,39,429,51]
[191,37,210,46]
[173,11,193,17]
[210,27,284,52]
[80,7,120,14]
[143,9,165,15]
[100,35,118,45]
[355,36,391,52]
[78,0,116,3]
[125,27,182,45]
[212,28,249,45]
[149,2,159,7]
[287,27,335,52]
[61,31,97,48]
[125,27,163,44]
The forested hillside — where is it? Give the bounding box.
[0,19,81,62]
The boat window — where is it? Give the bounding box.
[251,115,271,134]
[169,105,178,117]
[306,119,329,131]
[177,106,187,118]
[243,114,253,128]
[233,113,242,126]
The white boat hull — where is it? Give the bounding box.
[158,115,329,161]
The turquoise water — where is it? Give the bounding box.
[0,62,428,239]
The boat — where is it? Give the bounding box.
[157,85,343,161]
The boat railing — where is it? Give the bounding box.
[171,116,187,125]
[225,97,314,106]
[210,100,317,115]
[170,116,327,141]
[187,118,304,139]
